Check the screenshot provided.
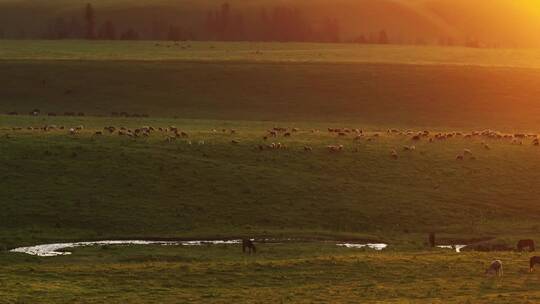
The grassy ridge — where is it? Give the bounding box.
[2,116,540,248]
[4,244,540,303]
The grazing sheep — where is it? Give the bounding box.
[338,132,347,137]
[403,145,416,152]
[534,139,540,146]
[412,135,421,141]
[485,260,503,277]
[94,131,103,136]
[327,145,344,152]
[456,155,464,161]
[530,256,540,272]
[391,150,398,159]
[231,140,239,144]
[69,128,77,135]
[304,146,313,152]
[284,132,291,137]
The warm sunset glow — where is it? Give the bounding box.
[4,0,540,302]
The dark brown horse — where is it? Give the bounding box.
[428,233,436,248]
[242,239,256,254]
[530,256,540,272]
[517,239,535,252]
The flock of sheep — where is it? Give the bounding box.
[4,123,540,161]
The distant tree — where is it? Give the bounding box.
[120,28,139,40]
[258,8,271,41]
[53,17,69,39]
[69,17,84,39]
[98,20,116,40]
[167,26,182,41]
[231,13,245,41]
[465,38,480,48]
[84,3,96,39]
[18,28,27,40]
[321,18,340,43]
[151,19,167,40]
[378,30,388,44]
[354,35,367,44]
[218,2,231,40]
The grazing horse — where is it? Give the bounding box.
[485,260,503,277]
[517,239,535,252]
[530,256,540,272]
[242,239,256,254]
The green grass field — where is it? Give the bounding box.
[2,41,540,129]
[5,244,540,304]
[2,41,540,67]
[2,41,540,302]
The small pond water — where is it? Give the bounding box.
[11,240,388,257]
[437,245,468,253]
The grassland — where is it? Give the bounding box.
[2,115,540,248]
[2,41,540,67]
[5,244,540,303]
[3,43,540,128]
[2,41,540,302]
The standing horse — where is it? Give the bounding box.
[242,239,256,254]
[485,260,503,277]
[530,256,540,272]
[517,239,535,252]
[428,233,436,248]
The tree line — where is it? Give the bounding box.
[39,2,393,44]
[0,2,482,47]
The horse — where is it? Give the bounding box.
[530,256,540,272]
[485,260,503,277]
[242,239,256,254]
[428,233,436,248]
[517,239,535,252]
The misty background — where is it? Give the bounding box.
[0,0,539,48]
